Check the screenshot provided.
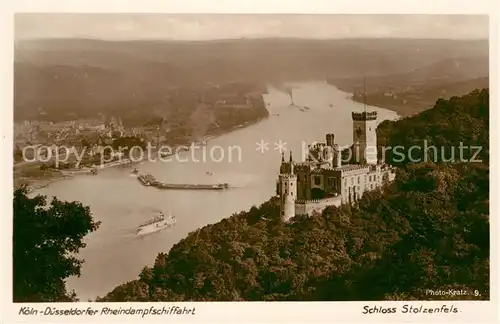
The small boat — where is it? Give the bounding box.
[90,169,98,175]
[136,212,176,236]
[137,174,156,186]
[159,151,172,158]
[206,171,213,176]
[132,168,139,175]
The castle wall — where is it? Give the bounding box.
[338,165,396,203]
[339,166,369,202]
[306,171,344,198]
[295,196,342,216]
[296,171,311,200]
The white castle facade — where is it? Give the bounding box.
[276,111,396,222]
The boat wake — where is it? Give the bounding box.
[131,227,173,239]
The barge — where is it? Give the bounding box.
[155,182,229,190]
[137,174,229,190]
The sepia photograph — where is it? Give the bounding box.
[3,3,496,322]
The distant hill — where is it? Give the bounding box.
[14,61,186,121]
[15,38,488,121]
[329,56,489,116]
[99,88,489,302]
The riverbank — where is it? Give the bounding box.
[325,80,411,118]
[347,93,432,118]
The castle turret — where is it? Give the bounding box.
[278,150,297,222]
[325,133,341,168]
[352,111,378,165]
[326,133,335,147]
[333,144,341,168]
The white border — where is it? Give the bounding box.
[1,1,499,323]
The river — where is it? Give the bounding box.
[34,81,398,300]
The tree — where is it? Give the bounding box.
[13,187,101,302]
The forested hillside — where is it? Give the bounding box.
[99,89,489,301]
[377,88,489,165]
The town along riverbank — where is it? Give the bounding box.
[15,89,269,192]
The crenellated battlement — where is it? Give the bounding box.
[296,196,340,204]
[352,111,377,121]
[296,198,325,204]
[337,164,371,173]
[296,199,320,204]
[279,174,297,180]
[294,163,314,171]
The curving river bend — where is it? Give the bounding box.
[35,81,398,300]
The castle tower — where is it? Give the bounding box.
[326,133,335,147]
[333,144,341,168]
[326,133,341,168]
[278,151,297,222]
[352,111,378,165]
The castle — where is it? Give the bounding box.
[276,111,396,221]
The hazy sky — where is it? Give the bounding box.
[15,14,488,40]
